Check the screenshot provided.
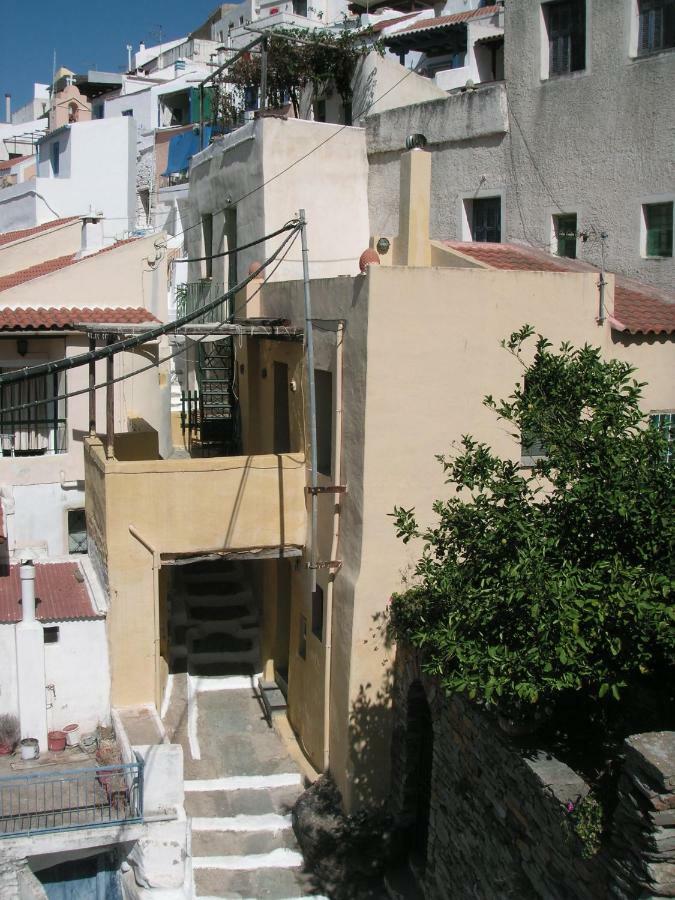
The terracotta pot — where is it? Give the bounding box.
[0,742,13,756]
[48,731,67,752]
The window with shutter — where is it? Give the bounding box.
[471,197,502,243]
[644,202,674,257]
[554,213,577,258]
[650,412,674,463]
[638,0,675,53]
[545,0,586,76]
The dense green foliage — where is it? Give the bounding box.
[390,327,674,716]
[212,27,377,123]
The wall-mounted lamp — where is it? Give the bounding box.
[17,338,28,356]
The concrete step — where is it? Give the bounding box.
[185,784,303,819]
[191,827,298,858]
[193,861,319,899]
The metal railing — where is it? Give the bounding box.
[175,281,228,324]
[0,761,143,838]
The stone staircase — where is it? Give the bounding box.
[162,561,324,899]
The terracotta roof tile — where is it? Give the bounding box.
[0,562,101,624]
[0,218,79,248]
[0,155,33,171]
[443,241,675,336]
[390,5,502,36]
[0,306,159,331]
[369,12,421,33]
[0,238,139,293]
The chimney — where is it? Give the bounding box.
[15,560,49,751]
[20,561,36,622]
[4,94,10,124]
[78,215,105,257]
[395,148,431,267]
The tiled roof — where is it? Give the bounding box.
[0,562,102,624]
[0,239,137,293]
[390,5,502,36]
[0,306,160,331]
[369,12,421,33]
[0,218,79,248]
[0,155,33,171]
[443,241,675,336]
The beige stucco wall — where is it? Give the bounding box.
[0,220,82,277]
[259,265,674,810]
[84,438,307,706]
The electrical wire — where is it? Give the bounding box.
[0,222,300,389]
[172,222,292,263]
[0,230,300,416]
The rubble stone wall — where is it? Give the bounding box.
[390,647,675,899]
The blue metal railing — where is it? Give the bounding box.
[0,761,143,838]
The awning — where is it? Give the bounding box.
[163,126,213,177]
[385,21,468,55]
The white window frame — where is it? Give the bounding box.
[539,0,592,81]
[639,193,675,259]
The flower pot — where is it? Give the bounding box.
[63,724,80,747]
[20,738,39,761]
[48,731,67,752]
[0,742,13,756]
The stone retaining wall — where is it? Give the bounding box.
[390,647,675,899]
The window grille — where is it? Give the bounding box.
[638,0,675,53]
[651,412,674,463]
[644,202,674,257]
[471,197,502,243]
[0,370,67,456]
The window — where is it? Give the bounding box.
[298,615,307,659]
[343,101,352,127]
[121,109,133,117]
[554,213,577,258]
[643,202,673,257]
[293,0,308,15]
[520,376,547,465]
[239,14,244,24]
[544,0,586,76]
[0,370,67,456]
[44,627,60,644]
[470,197,501,243]
[651,412,674,462]
[312,585,324,640]
[50,141,60,176]
[93,104,104,119]
[315,370,333,477]
[202,214,213,278]
[68,509,87,554]
[638,0,675,53]
[314,99,326,122]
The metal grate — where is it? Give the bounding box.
[0,762,143,838]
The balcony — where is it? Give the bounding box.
[0,761,143,838]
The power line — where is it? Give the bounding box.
[0,222,300,389]
[0,231,300,416]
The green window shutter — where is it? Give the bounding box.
[645,203,674,257]
[556,214,577,258]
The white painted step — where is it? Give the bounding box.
[192,813,292,833]
[193,848,303,871]
[186,774,302,792]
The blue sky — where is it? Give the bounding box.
[1,0,232,112]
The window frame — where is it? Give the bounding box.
[650,411,674,462]
[635,0,675,55]
[640,197,674,259]
[553,212,578,258]
[463,195,503,244]
[540,0,590,80]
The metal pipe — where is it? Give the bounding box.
[323,322,344,773]
[19,562,36,622]
[260,39,268,111]
[300,209,318,593]
[88,337,96,436]
[597,231,609,324]
[105,337,114,459]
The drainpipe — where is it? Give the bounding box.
[129,527,162,710]
[300,209,318,594]
[322,323,344,774]
[16,561,49,750]
[597,231,609,324]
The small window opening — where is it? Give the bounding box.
[638,0,675,54]
[315,370,333,477]
[44,626,60,644]
[298,614,307,659]
[554,213,577,258]
[545,0,586,76]
[470,197,501,243]
[68,509,87,554]
[643,202,673,257]
[312,585,324,640]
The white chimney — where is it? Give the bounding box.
[15,560,49,751]
[19,562,36,622]
[78,215,105,257]
[4,94,10,124]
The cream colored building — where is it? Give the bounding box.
[81,149,674,812]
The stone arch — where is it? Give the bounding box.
[401,679,434,870]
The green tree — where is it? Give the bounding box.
[390,327,674,717]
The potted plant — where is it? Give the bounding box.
[0,714,19,755]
